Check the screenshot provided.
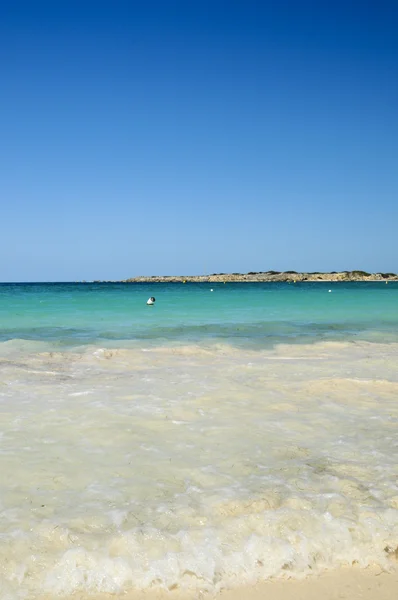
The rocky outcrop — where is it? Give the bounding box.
[121,271,398,283]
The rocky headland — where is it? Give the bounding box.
[119,270,398,283]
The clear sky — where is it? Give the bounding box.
[1,1,397,281]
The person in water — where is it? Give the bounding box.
[147,297,155,305]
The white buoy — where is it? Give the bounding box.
[147,297,155,305]
[328,290,332,293]
[210,289,213,292]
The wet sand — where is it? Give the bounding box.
[41,566,398,600]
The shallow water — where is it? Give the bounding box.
[0,283,397,598]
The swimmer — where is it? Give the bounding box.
[147,297,156,305]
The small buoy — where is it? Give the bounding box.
[146,297,155,305]
[183,280,187,283]
[328,290,332,293]
[210,289,214,292]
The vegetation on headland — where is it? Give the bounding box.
[115,271,398,283]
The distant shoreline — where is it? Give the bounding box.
[113,270,398,283]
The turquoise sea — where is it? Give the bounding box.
[1,281,398,348]
[0,282,397,599]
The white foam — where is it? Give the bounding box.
[39,510,397,594]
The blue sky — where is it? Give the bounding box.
[1,1,397,281]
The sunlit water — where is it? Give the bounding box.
[0,283,397,598]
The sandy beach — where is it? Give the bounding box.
[219,568,398,600]
[39,566,398,600]
[3,0,398,596]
